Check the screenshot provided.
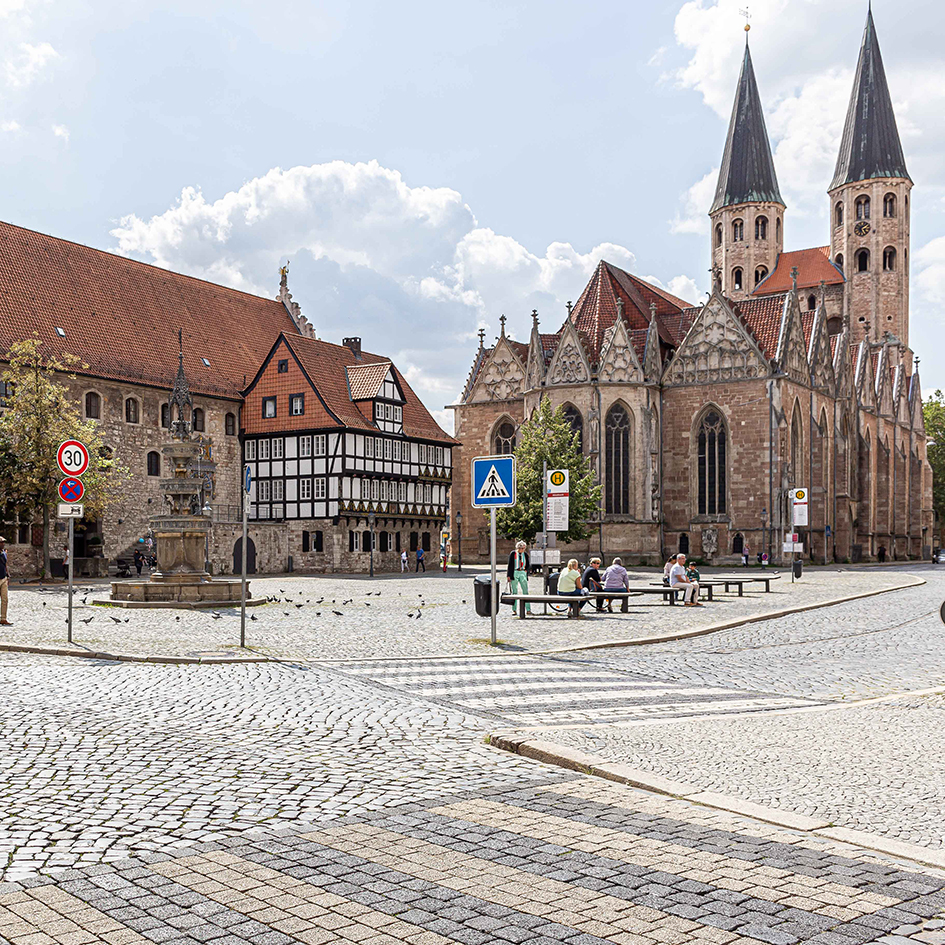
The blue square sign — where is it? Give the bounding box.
[471,455,516,508]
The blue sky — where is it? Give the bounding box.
[2,0,944,429]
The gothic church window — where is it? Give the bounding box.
[883,247,896,271]
[85,392,100,419]
[605,404,632,515]
[732,219,744,242]
[855,195,870,220]
[733,268,743,291]
[883,193,896,217]
[754,266,768,286]
[856,249,870,272]
[755,216,767,240]
[791,403,802,479]
[835,203,843,227]
[492,420,516,455]
[562,404,583,452]
[697,410,727,516]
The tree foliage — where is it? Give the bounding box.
[0,338,129,572]
[923,390,945,544]
[494,399,602,545]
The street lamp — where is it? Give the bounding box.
[760,506,768,566]
[202,500,212,572]
[368,511,375,578]
[456,511,462,572]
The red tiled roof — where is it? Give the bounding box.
[282,334,455,443]
[346,361,393,400]
[662,308,700,346]
[753,246,844,295]
[731,294,787,360]
[0,220,299,398]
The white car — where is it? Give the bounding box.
[935,550,945,564]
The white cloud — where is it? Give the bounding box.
[667,275,702,304]
[671,167,718,235]
[6,41,57,87]
[51,123,68,141]
[1,119,20,131]
[112,160,690,415]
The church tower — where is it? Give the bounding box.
[828,8,911,348]
[710,40,784,301]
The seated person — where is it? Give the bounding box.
[662,555,676,585]
[669,553,701,606]
[582,557,604,611]
[557,558,589,618]
[600,557,630,613]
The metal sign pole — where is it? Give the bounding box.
[490,508,497,646]
[67,517,74,644]
[240,468,249,648]
[542,460,548,611]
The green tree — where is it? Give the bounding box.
[494,399,602,544]
[0,338,129,576]
[924,390,945,546]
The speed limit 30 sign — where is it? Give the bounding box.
[57,440,90,477]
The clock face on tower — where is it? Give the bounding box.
[854,221,871,237]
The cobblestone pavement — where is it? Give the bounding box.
[1,776,944,945]
[0,653,557,883]
[494,570,945,850]
[0,566,918,660]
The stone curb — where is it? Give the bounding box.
[486,731,945,873]
[0,642,273,664]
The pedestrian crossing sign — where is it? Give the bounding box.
[471,455,516,508]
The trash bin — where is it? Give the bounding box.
[792,559,803,579]
[545,570,560,595]
[473,574,496,617]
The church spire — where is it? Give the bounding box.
[830,8,910,189]
[710,43,783,213]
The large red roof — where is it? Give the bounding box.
[731,294,787,359]
[753,246,844,295]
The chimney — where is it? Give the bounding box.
[343,337,362,359]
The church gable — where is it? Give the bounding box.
[467,337,526,403]
[807,309,835,393]
[598,318,643,384]
[775,294,809,385]
[547,321,592,386]
[663,293,767,387]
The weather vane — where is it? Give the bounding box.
[739,6,751,32]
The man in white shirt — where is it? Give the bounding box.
[669,553,701,606]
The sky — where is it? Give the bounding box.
[2,0,944,433]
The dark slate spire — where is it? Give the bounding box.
[830,9,910,190]
[710,43,783,213]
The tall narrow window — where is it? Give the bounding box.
[605,404,631,515]
[85,392,101,419]
[146,451,160,476]
[835,253,844,272]
[883,246,896,271]
[856,248,870,272]
[791,403,802,478]
[755,216,767,240]
[754,266,768,286]
[855,195,870,220]
[561,404,583,452]
[835,202,843,227]
[225,412,236,436]
[161,403,169,429]
[732,268,743,291]
[125,398,139,424]
[493,420,516,455]
[715,224,722,248]
[192,407,204,432]
[732,219,744,242]
[883,193,896,217]
[807,294,817,311]
[776,217,781,243]
[697,410,727,515]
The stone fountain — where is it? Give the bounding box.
[110,340,249,608]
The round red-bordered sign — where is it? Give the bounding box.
[57,440,89,477]
[58,477,85,503]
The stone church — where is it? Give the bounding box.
[451,10,934,566]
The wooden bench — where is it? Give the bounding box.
[500,587,689,618]
[710,574,781,594]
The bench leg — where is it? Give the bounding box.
[621,597,628,614]
[738,584,743,597]
[667,590,674,605]
[571,601,580,619]
[519,599,526,619]
[706,585,713,602]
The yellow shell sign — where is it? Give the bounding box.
[549,470,566,487]
[794,489,806,500]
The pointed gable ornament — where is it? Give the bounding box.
[598,317,642,384]
[548,320,591,385]
[168,328,194,441]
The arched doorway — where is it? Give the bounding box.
[233,536,257,574]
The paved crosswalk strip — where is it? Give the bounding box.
[330,654,823,725]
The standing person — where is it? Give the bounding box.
[670,553,701,606]
[0,537,9,626]
[133,548,144,577]
[400,549,408,573]
[557,559,589,618]
[878,544,887,563]
[415,546,425,572]
[582,557,604,611]
[742,545,750,567]
[506,540,531,615]
[601,557,630,613]
[62,543,70,582]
